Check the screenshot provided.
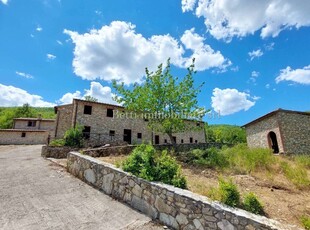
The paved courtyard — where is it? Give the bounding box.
[0,145,163,230]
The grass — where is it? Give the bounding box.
[301,215,310,230]
[293,155,310,169]
[280,161,310,189]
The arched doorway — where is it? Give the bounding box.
[268,131,279,154]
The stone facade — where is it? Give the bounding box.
[0,117,55,145]
[54,99,206,146]
[244,109,310,154]
[67,151,299,230]
[0,130,49,145]
[41,146,78,158]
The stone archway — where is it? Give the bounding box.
[268,131,279,154]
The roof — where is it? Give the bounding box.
[243,109,310,127]
[13,118,55,122]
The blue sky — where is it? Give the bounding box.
[0,0,310,125]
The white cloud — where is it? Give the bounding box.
[16,71,34,79]
[0,84,55,107]
[58,91,82,104]
[47,53,56,60]
[265,84,270,89]
[180,29,231,71]
[36,26,43,32]
[276,65,310,85]
[211,88,257,115]
[248,49,263,61]
[265,42,275,51]
[56,40,63,45]
[64,21,229,84]
[1,0,8,5]
[251,71,260,78]
[183,0,310,41]
[57,82,116,105]
[182,0,197,12]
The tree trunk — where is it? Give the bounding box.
[168,133,176,145]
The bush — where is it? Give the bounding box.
[122,144,187,189]
[218,178,241,208]
[301,215,310,230]
[184,148,228,169]
[64,125,84,147]
[223,144,275,174]
[243,192,264,215]
[49,139,65,147]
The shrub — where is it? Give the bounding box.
[49,139,65,147]
[301,215,310,230]
[223,144,275,174]
[122,144,187,189]
[218,178,241,208]
[243,192,264,215]
[184,148,228,169]
[64,125,84,147]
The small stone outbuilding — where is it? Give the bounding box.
[243,109,310,154]
[0,117,55,145]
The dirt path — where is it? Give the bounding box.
[0,145,163,230]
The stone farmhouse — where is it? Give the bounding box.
[0,117,55,145]
[54,99,206,145]
[243,109,310,154]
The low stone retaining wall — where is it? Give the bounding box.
[41,146,78,159]
[154,143,226,152]
[82,145,135,157]
[67,152,298,230]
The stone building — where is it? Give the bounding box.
[54,99,206,145]
[0,117,55,145]
[243,109,310,154]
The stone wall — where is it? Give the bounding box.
[54,104,73,139]
[41,145,78,158]
[0,130,48,145]
[83,145,135,157]
[278,111,310,154]
[67,151,298,230]
[245,114,284,153]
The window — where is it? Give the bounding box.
[195,140,198,143]
[173,136,176,143]
[21,132,26,137]
[164,139,167,143]
[27,121,36,127]
[196,122,201,127]
[107,108,113,117]
[83,126,91,139]
[84,105,92,115]
[190,137,193,143]
[144,118,149,122]
[137,133,142,139]
[181,139,184,143]
[109,130,115,136]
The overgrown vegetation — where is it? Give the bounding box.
[301,215,310,230]
[217,178,241,208]
[209,178,264,215]
[122,144,187,189]
[49,139,65,147]
[293,155,310,169]
[64,125,84,148]
[205,124,246,145]
[243,192,265,215]
[280,161,310,189]
[0,104,55,129]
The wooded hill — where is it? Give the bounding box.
[0,104,55,129]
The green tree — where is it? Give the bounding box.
[113,59,206,144]
[205,124,246,145]
[15,103,36,118]
[84,95,98,102]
